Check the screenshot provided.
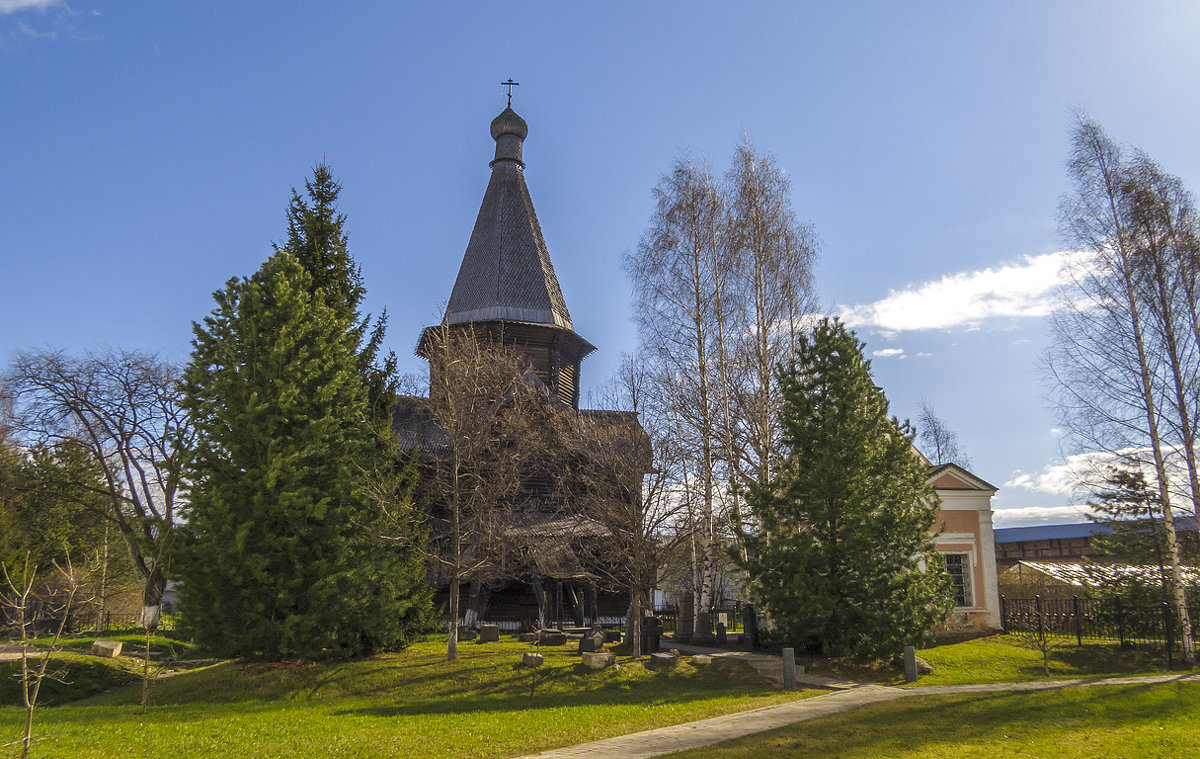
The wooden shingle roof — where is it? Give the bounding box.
[444,106,573,330]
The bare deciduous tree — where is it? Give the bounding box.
[577,354,689,655]
[2,552,87,759]
[5,348,191,631]
[916,399,972,467]
[625,141,819,635]
[417,326,556,660]
[1048,115,1196,663]
[725,136,820,491]
[626,155,729,637]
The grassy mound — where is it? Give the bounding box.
[32,630,208,660]
[789,633,1198,686]
[0,637,812,759]
[0,652,141,706]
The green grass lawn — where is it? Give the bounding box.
[0,650,142,706]
[912,634,1195,686]
[0,636,812,759]
[664,680,1200,759]
[5,632,1193,758]
[29,629,209,660]
[790,633,1197,686]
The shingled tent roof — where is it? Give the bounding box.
[444,106,574,330]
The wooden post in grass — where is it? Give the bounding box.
[1073,596,1083,646]
[782,647,797,689]
[903,646,918,683]
[1116,597,1126,648]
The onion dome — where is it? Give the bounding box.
[490,106,528,165]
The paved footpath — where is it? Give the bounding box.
[512,649,1200,759]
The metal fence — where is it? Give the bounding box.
[463,602,745,635]
[1001,595,1200,661]
[653,602,743,635]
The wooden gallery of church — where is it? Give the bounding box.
[392,103,1002,635]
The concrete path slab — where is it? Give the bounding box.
[514,686,899,759]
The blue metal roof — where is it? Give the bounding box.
[994,517,1197,543]
[993,523,1112,543]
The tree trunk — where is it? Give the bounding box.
[532,576,547,630]
[97,523,109,632]
[447,575,460,661]
[625,593,642,657]
[140,566,165,630]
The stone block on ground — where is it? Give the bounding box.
[649,652,677,669]
[581,651,615,670]
[690,654,712,665]
[91,640,122,658]
[539,630,568,646]
[457,626,477,641]
[478,624,500,643]
[578,632,605,654]
[518,632,539,643]
[522,652,544,667]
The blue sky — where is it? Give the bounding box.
[4,1,1200,526]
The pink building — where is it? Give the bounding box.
[924,457,1002,632]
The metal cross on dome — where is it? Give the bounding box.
[501,78,519,107]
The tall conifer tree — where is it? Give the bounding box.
[276,163,397,418]
[178,251,428,659]
[737,318,952,658]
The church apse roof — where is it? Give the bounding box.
[444,106,574,330]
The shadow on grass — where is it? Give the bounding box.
[82,644,774,717]
[335,680,780,719]
[670,681,1200,759]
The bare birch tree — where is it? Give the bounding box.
[5,349,190,630]
[625,142,819,634]
[724,135,819,492]
[1121,153,1200,520]
[1048,115,1195,662]
[625,156,728,637]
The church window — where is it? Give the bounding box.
[944,553,972,607]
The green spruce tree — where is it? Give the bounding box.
[737,318,953,658]
[275,163,397,419]
[178,251,428,659]
[1085,467,1198,605]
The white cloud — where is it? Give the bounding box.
[1004,449,1134,496]
[0,0,62,14]
[993,505,1092,527]
[872,347,905,359]
[839,251,1083,335]
[1005,446,1200,504]
[17,18,53,36]
[916,352,932,358]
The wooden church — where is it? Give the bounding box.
[393,97,1003,637]
[392,101,643,630]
